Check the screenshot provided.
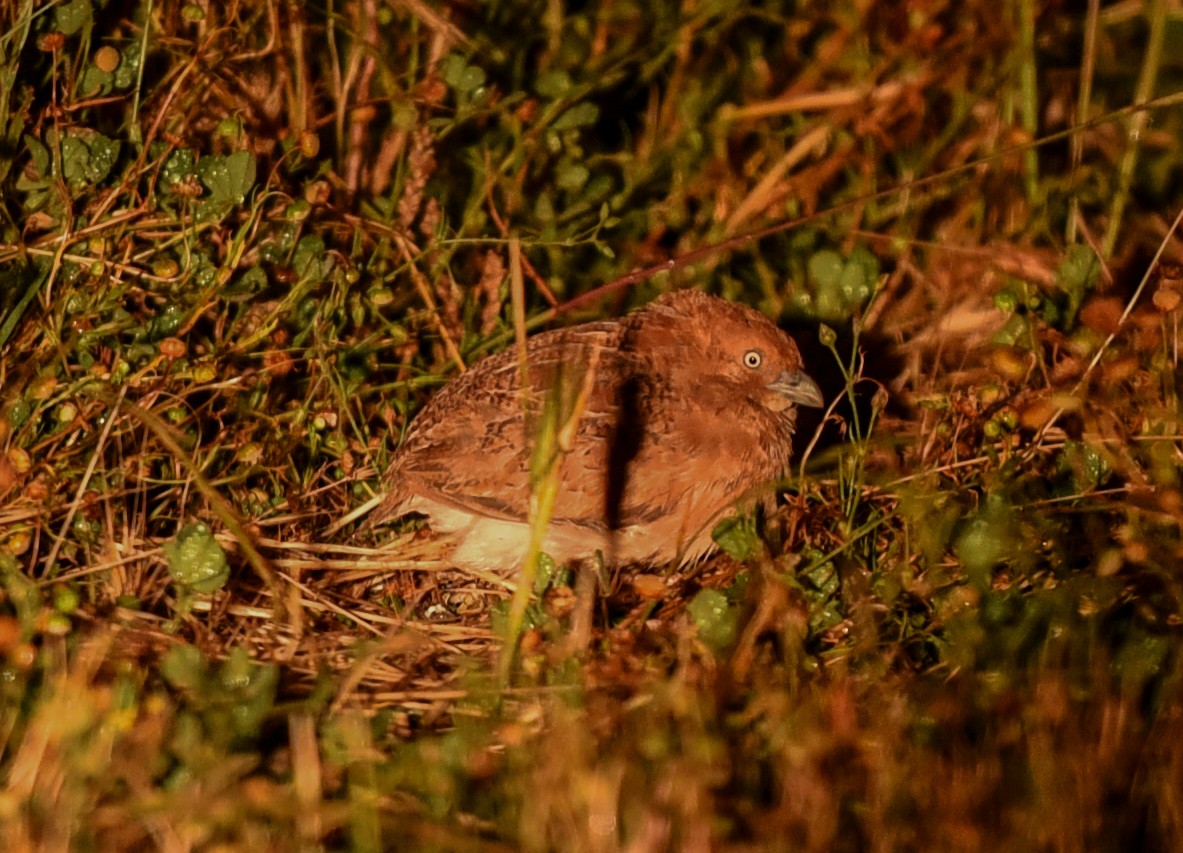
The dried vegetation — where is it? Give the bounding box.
[2,0,1183,849]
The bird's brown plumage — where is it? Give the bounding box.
[372,289,823,570]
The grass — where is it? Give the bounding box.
[3,0,1183,849]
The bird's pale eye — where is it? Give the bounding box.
[742,349,763,369]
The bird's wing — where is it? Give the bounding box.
[379,323,635,529]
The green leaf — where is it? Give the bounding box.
[688,588,739,650]
[292,234,329,282]
[991,313,1030,346]
[54,0,92,35]
[440,53,466,88]
[1,552,43,636]
[532,552,559,594]
[217,646,278,737]
[440,54,485,93]
[225,265,268,300]
[23,135,50,181]
[216,117,243,140]
[196,150,257,204]
[1057,244,1101,295]
[160,149,197,192]
[712,514,761,561]
[1057,441,1111,492]
[1056,244,1101,328]
[458,64,486,92]
[953,494,1018,588]
[535,70,572,99]
[808,249,844,289]
[552,102,599,131]
[61,132,120,188]
[807,247,878,321]
[162,523,230,594]
[840,246,878,305]
[556,161,589,191]
[160,643,209,691]
[79,65,112,97]
[993,287,1019,313]
[113,41,142,89]
[490,598,543,637]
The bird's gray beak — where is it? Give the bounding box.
[768,369,824,408]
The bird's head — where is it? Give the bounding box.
[629,290,824,415]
